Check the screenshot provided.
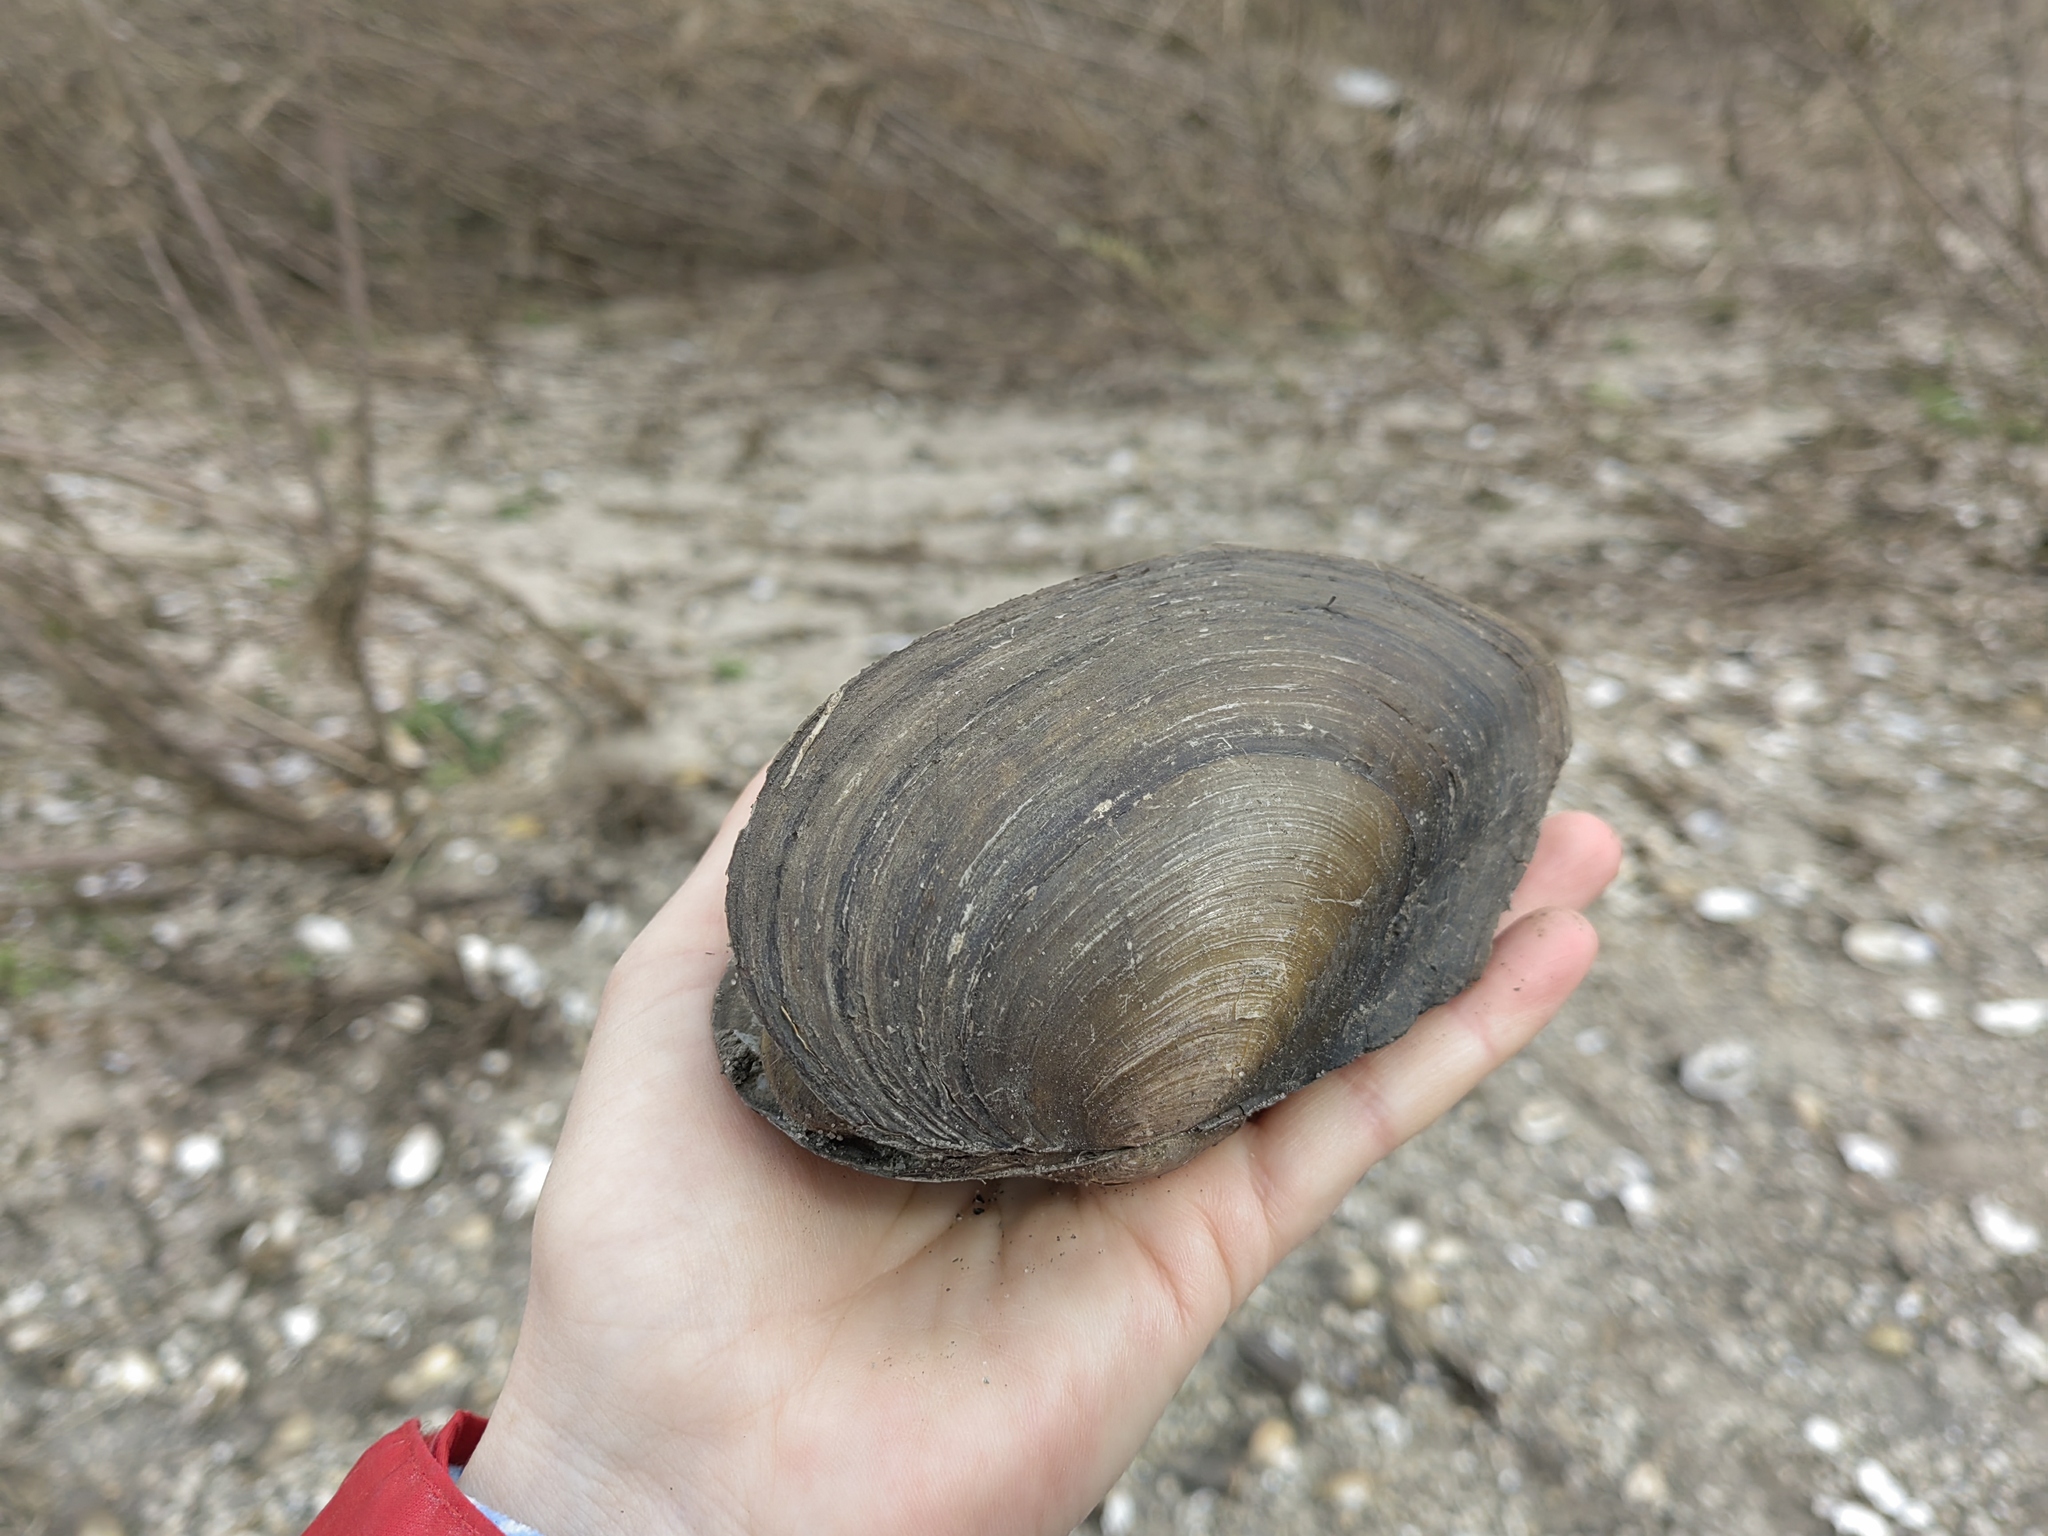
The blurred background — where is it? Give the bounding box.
[1,2,2045,1532]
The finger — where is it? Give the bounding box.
[606,766,767,1004]
[1211,905,1601,1270]
[1498,811,1623,930]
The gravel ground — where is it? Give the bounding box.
[1,129,2046,1536]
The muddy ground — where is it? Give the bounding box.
[2,125,2047,1536]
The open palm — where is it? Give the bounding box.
[460,779,1620,1536]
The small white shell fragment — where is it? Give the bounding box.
[1383,1217,1428,1263]
[1559,1199,1596,1228]
[1772,676,1829,721]
[457,933,495,998]
[1329,66,1402,109]
[1900,987,1945,1021]
[1694,886,1762,923]
[1582,675,1626,709]
[173,1133,224,1179]
[1511,1097,1574,1146]
[1971,1196,2042,1256]
[1802,1415,1845,1453]
[1854,1460,1933,1529]
[1972,998,2048,1038]
[279,1304,322,1349]
[1837,1134,1900,1180]
[489,943,548,1008]
[1290,1380,1333,1420]
[1842,922,1938,973]
[293,914,354,959]
[388,1124,445,1190]
[1618,1180,1660,1226]
[1813,1498,1891,1536]
[1995,1315,2048,1385]
[1099,1487,1138,1536]
[1680,1039,1758,1103]
[96,1349,162,1397]
[380,995,431,1034]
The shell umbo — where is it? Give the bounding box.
[713,549,1570,1182]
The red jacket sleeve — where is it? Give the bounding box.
[304,1413,501,1536]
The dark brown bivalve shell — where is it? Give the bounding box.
[713,549,1569,1182]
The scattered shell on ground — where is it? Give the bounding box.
[1900,987,1945,1021]
[1383,1217,1428,1264]
[1970,1196,2042,1256]
[1290,1380,1333,1420]
[1694,886,1762,923]
[1972,998,2047,1038]
[1842,922,1938,973]
[1621,1462,1670,1507]
[279,1304,321,1349]
[1246,1416,1302,1473]
[1865,1321,1915,1358]
[1319,1469,1374,1513]
[173,1133,224,1179]
[1837,1134,1900,1180]
[1802,1416,1845,1453]
[1511,1096,1574,1145]
[1855,1459,1933,1530]
[388,1125,445,1190]
[1995,1316,2048,1385]
[1814,1497,1892,1536]
[1680,1039,1759,1102]
[1329,1252,1382,1308]
[1099,1488,1137,1536]
[293,914,354,959]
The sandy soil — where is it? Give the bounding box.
[1,129,2046,1536]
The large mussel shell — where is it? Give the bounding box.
[714,549,1569,1182]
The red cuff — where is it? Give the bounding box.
[304,1413,500,1536]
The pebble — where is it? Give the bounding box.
[1319,1469,1374,1514]
[1994,1315,2048,1385]
[1617,1179,1660,1227]
[1842,923,1938,973]
[388,1124,446,1190]
[1559,1199,1597,1229]
[1900,987,1945,1021]
[1680,1039,1759,1102]
[380,996,431,1034]
[1383,1217,1427,1264]
[1099,1488,1137,1536]
[1972,997,2047,1038]
[279,1303,322,1349]
[173,1132,224,1179]
[1510,1096,1574,1145]
[1855,1459,1933,1530]
[1694,886,1762,923]
[1836,1134,1899,1180]
[1621,1461,1669,1507]
[1290,1380,1333,1420]
[384,1341,466,1403]
[1772,676,1829,721]
[195,1351,249,1410]
[1582,676,1626,709]
[1329,1252,1382,1308]
[1328,67,1402,110]
[1391,1269,1444,1313]
[1246,1416,1301,1473]
[1864,1321,1914,1358]
[1969,1196,2042,1256]
[1802,1416,1845,1453]
[293,914,354,959]
[1237,1326,1305,1393]
[1814,1497,1892,1536]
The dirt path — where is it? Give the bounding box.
[2,138,2046,1536]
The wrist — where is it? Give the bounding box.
[457,1367,739,1536]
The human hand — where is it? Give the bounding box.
[459,779,1620,1536]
